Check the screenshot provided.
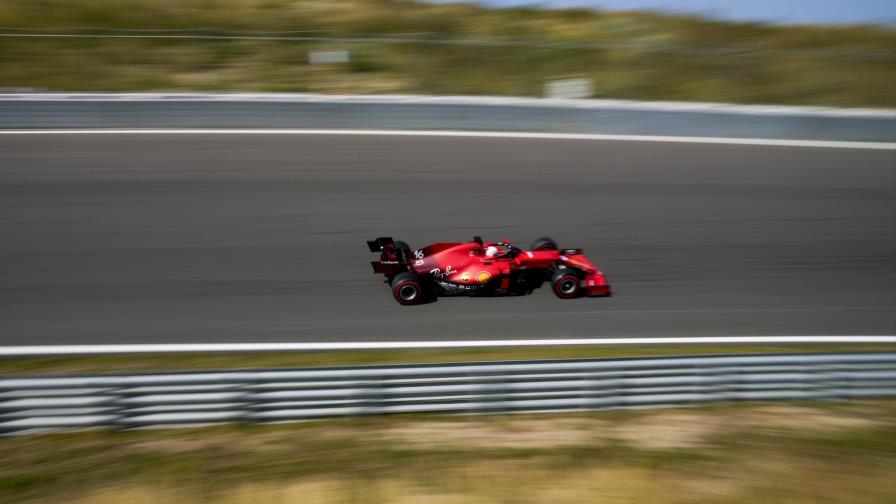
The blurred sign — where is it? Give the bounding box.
[544,78,593,99]
[308,50,351,65]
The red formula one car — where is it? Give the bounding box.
[367,236,610,305]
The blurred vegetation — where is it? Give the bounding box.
[0,0,894,105]
[2,345,895,375]
[1,400,894,503]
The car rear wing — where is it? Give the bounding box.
[367,237,406,277]
[367,236,395,253]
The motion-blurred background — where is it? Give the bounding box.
[1,0,895,105]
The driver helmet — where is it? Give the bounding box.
[485,245,500,257]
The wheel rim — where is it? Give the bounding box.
[558,278,578,295]
[398,284,419,301]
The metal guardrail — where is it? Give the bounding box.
[2,352,894,434]
[2,93,895,142]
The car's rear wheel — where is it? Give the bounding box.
[531,237,558,251]
[391,272,423,305]
[551,269,581,299]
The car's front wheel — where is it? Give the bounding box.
[551,268,581,299]
[391,272,424,305]
[530,237,558,251]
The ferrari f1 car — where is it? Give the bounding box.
[367,236,610,305]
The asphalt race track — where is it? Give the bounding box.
[1,133,894,344]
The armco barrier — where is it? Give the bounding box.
[1,93,895,142]
[1,352,894,434]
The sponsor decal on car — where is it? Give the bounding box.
[429,265,456,279]
[477,271,492,283]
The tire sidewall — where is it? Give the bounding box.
[552,271,581,299]
[392,277,422,305]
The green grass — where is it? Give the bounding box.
[2,344,894,375]
[0,0,894,106]
[1,400,894,503]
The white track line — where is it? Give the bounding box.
[1,336,894,356]
[1,129,894,150]
[2,93,895,117]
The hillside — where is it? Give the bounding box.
[1,0,894,106]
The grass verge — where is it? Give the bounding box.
[1,400,894,503]
[1,344,894,375]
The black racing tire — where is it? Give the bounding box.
[530,237,558,251]
[551,268,582,299]
[391,272,423,305]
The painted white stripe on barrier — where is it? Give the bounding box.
[0,129,894,150]
[1,336,894,356]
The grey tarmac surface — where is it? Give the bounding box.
[1,134,894,345]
